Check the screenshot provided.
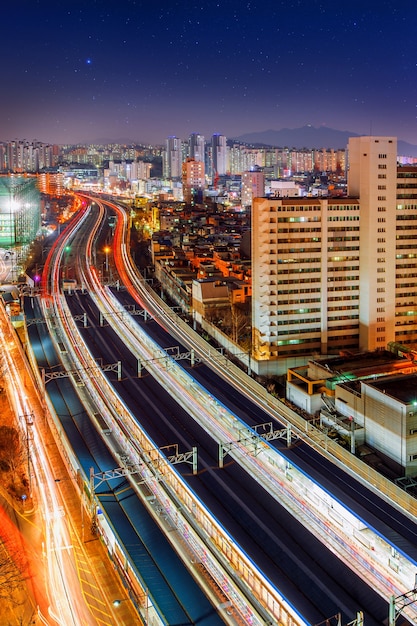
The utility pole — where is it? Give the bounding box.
[20,412,34,494]
[389,575,417,625]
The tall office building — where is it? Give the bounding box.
[251,136,417,373]
[188,133,205,163]
[163,136,182,179]
[211,133,228,179]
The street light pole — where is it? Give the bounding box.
[20,412,34,494]
[64,245,71,278]
[104,246,111,273]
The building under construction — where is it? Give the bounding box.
[0,176,40,249]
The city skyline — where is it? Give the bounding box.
[2,1,417,146]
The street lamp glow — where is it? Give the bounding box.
[104,246,111,272]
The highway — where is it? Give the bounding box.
[0,279,104,625]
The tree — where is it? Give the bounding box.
[0,535,27,602]
[0,426,24,476]
[230,304,250,344]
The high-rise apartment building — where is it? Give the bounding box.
[211,133,228,179]
[348,136,398,351]
[188,133,205,163]
[37,171,65,196]
[163,136,182,179]
[104,160,152,182]
[0,140,59,172]
[182,158,205,204]
[314,148,345,174]
[252,195,361,366]
[389,165,417,348]
[251,137,417,374]
[241,171,265,208]
[227,145,346,177]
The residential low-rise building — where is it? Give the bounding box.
[286,348,417,476]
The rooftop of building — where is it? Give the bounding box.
[0,175,37,193]
[309,349,416,381]
[256,196,360,205]
[367,374,417,405]
[194,279,230,299]
[312,350,405,371]
[397,164,417,172]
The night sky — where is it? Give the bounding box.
[2,0,417,146]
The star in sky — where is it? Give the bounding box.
[0,0,416,145]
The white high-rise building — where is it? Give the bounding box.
[348,136,398,351]
[252,195,361,368]
[211,133,228,178]
[251,136,417,374]
[241,171,265,207]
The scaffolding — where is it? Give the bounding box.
[0,175,41,255]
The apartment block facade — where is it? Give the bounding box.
[188,132,205,163]
[252,137,417,371]
[182,157,205,204]
[0,140,60,172]
[163,136,182,179]
[211,133,228,177]
[241,171,265,208]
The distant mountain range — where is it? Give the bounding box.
[233,125,417,157]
